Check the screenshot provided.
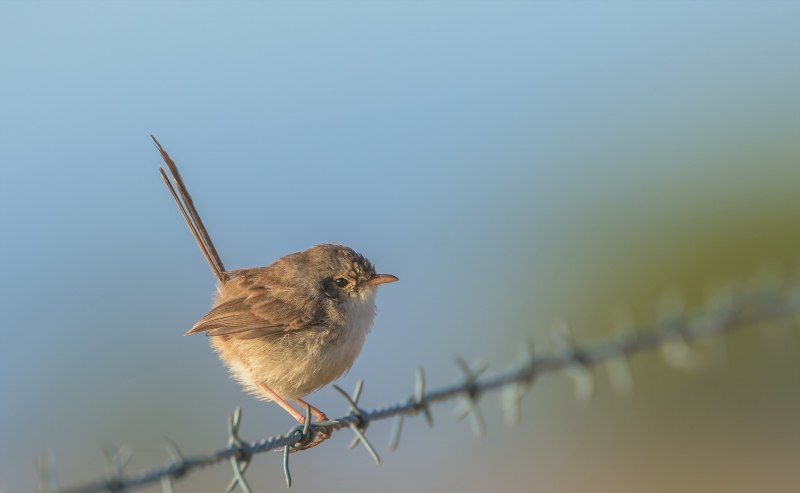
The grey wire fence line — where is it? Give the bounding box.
[38,276,800,493]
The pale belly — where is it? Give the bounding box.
[211,294,376,399]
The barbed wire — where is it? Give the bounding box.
[41,275,800,493]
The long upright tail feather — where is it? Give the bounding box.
[151,135,227,283]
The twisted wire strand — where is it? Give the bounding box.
[52,280,800,493]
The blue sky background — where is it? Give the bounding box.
[2,2,800,492]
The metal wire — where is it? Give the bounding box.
[44,278,800,493]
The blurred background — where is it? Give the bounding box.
[2,1,800,492]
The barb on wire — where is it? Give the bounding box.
[333,380,381,465]
[51,279,800,493]
[160,439,185,493]
[550,321,595,403]
[656,293,703,371]
[605,310,635,396]
[100,445,133,492]
[502,338,536,425]
[388,367,433,451]
[451,356,488,438]
[226,407,252,493]
[282,404,314,488]
[103,445,133,478]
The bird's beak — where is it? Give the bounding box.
[366,273,399,286]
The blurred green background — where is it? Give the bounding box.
[2,2,799,492]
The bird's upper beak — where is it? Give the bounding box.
[365,273,399,286]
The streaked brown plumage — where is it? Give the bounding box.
[152,136,397,431]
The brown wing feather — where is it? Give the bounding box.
[186,274,324,339]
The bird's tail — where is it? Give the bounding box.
[151,135,227,283]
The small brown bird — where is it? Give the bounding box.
[152,136,397,431]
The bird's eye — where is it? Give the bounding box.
[335,277,350,288]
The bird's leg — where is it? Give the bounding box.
[293,398,329,422]
[257,384,331,450]
[257,383,305,422]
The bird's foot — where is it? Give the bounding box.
[286,419,332,452]
[290,399,333,451]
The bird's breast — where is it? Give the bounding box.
[322,290,377,374]
[342,290,378,341]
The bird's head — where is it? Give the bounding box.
[299,243,398,302]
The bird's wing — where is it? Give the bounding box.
[186,280,323,339]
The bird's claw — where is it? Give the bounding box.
[288,422,332,452]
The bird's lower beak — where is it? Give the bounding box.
[366,273,399,286]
